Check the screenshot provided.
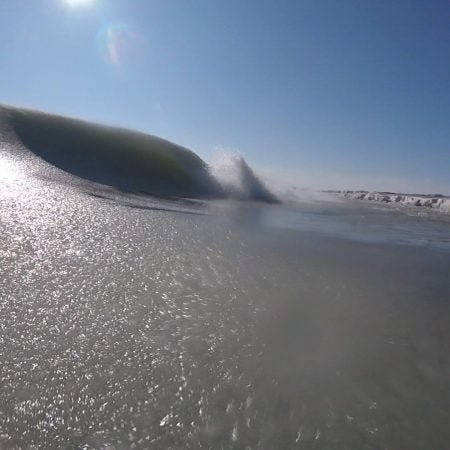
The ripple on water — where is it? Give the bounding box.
[2,171,450,449]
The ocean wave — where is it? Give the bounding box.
[0,104,277,202]
[209,151,278,203]
[340,190,450,213]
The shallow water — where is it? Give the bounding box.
[1,154,450,449]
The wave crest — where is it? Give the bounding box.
[209,151,278,203]
[0,105,279,203]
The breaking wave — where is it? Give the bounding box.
[209,151,278,203]
[0,104,277,202]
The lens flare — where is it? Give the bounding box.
[96,22,143,68]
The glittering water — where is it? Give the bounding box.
[1,155,450,449]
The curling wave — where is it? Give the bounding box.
[0,104,277,202]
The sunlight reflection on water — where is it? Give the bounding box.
[1,162,450,449]
[0,155,22,182]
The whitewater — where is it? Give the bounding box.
[1,105,450,449]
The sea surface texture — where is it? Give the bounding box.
[1,107,450,449]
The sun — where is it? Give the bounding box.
[64,0,95,7]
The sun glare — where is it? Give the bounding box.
[64,0,95,8]
[0,157,21,182]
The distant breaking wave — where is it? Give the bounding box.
[340,190,450,212]
[0,104,277,202]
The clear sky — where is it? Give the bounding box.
[1,0,449,193]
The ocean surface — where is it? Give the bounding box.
[1,107,450,449]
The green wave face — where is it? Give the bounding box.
[3,105,223,198]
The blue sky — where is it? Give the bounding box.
[1,0,449,193]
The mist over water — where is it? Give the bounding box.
[1,108,450,449]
